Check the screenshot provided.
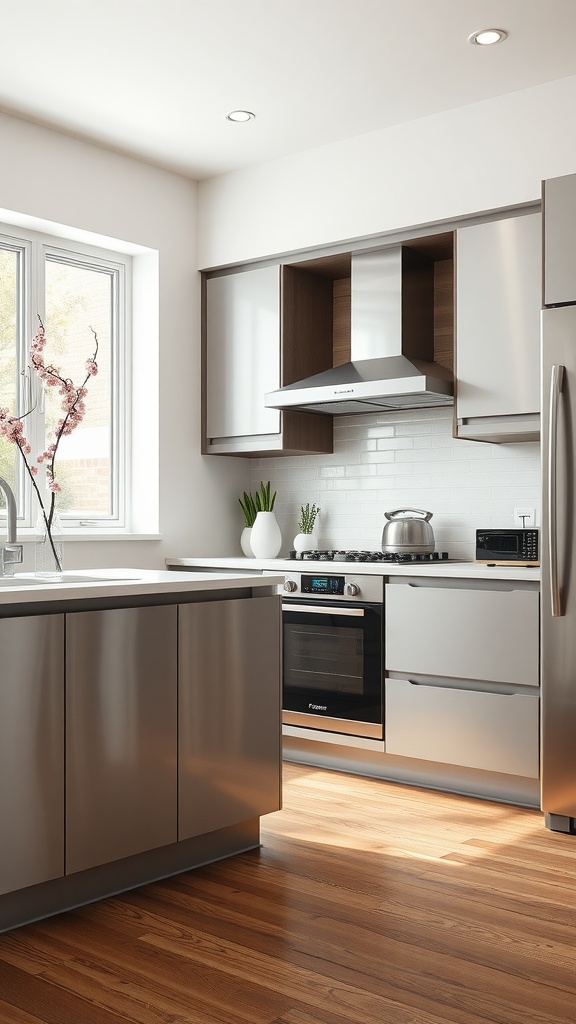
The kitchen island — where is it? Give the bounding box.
[0,568,282,933]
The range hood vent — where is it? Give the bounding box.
[265,246,453,415]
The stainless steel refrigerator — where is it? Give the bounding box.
[541,171,576,833]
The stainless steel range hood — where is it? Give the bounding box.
[265,246,453,415]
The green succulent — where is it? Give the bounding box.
[238,491,258,527]
[239,481,277,525]
[254,480,277,512]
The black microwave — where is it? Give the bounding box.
[476,529,539,566]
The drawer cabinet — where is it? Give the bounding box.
[385,679,539,777]
[385,578,540,779]
[385,580,539,686]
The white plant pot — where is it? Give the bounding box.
[250,511,282,558]
[293,532,317,553]
[240,526,253,557]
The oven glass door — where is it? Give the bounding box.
[282,600,383,732]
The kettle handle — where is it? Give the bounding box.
[384,508,433,522]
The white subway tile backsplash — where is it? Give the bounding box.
[375,461,414,475]
[345,464,376,477]
[376,437,414,452]
[338,439,378,452]
[250,408,541,558]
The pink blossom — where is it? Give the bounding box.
[0,318,98,518]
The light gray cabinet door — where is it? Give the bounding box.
[66,605,178,874]
[456,211,541,441]
[178,596,281,840]
[543,172,576,306]
[206,266,281,447]
[385,679,539,777]
[385,580,539,686]
[0,615,64,896]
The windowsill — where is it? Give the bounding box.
[16,531,163,543]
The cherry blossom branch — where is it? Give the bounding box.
[0,316,99,568]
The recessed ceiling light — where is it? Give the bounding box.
[226,110,255,123]
[468,28,508,46]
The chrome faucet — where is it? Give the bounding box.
[0,477,23,576]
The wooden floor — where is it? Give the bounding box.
[0,762,575,1024]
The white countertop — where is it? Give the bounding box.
[167,556,541,583]
[0,567,284,606]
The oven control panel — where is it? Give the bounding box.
[301,574,345,595]
[275,572,384,603]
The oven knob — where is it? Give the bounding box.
[283,579,298,593]
[345,582,360,596]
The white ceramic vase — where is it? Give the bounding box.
[293,532,317,553]
[250,511,282,558]
[240,526,253,557]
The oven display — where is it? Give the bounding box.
[301,574,345,596]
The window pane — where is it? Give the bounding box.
[45,258,114,517]
[0,248,19,491]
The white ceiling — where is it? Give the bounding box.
[2,0,576,181]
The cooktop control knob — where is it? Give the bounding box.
[345,582,360,596]
[284,579,298,593]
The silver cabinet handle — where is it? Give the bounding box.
[549,364,565,617]
[282,603,365,617]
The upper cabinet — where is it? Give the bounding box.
[543,172,576,307]
[203,263,333,456]
[205,266,282,451]
[203,236,454,457]
[455,211,542,443]
[203,209,542,455]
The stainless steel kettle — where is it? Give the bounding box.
[381,508,435,553]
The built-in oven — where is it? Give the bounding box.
[272,571,384,739]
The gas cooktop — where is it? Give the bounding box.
[288,549,450,564]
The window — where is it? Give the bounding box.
[0,226,130,530]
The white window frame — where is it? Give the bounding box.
[0,223,132,531]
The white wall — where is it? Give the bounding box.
[4,73,571,565]
[249,409,540,561]
[198,76,571,556]
[198,75,576,268]
[0,110,247,569]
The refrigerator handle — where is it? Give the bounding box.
[549,363,565,617]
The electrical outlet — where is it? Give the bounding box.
[514,507,536,528]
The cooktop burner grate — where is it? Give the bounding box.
[289,549,450,564]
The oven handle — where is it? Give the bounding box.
[282,603,365,617]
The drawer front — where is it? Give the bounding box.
[385,678,539,777]
[385,583,539,685]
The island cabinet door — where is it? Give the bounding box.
[178,596,282,841]
[0,614,64,897]
[66,605,178,875]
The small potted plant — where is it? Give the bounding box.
[293,502,320,553]
[250,480,282,558]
